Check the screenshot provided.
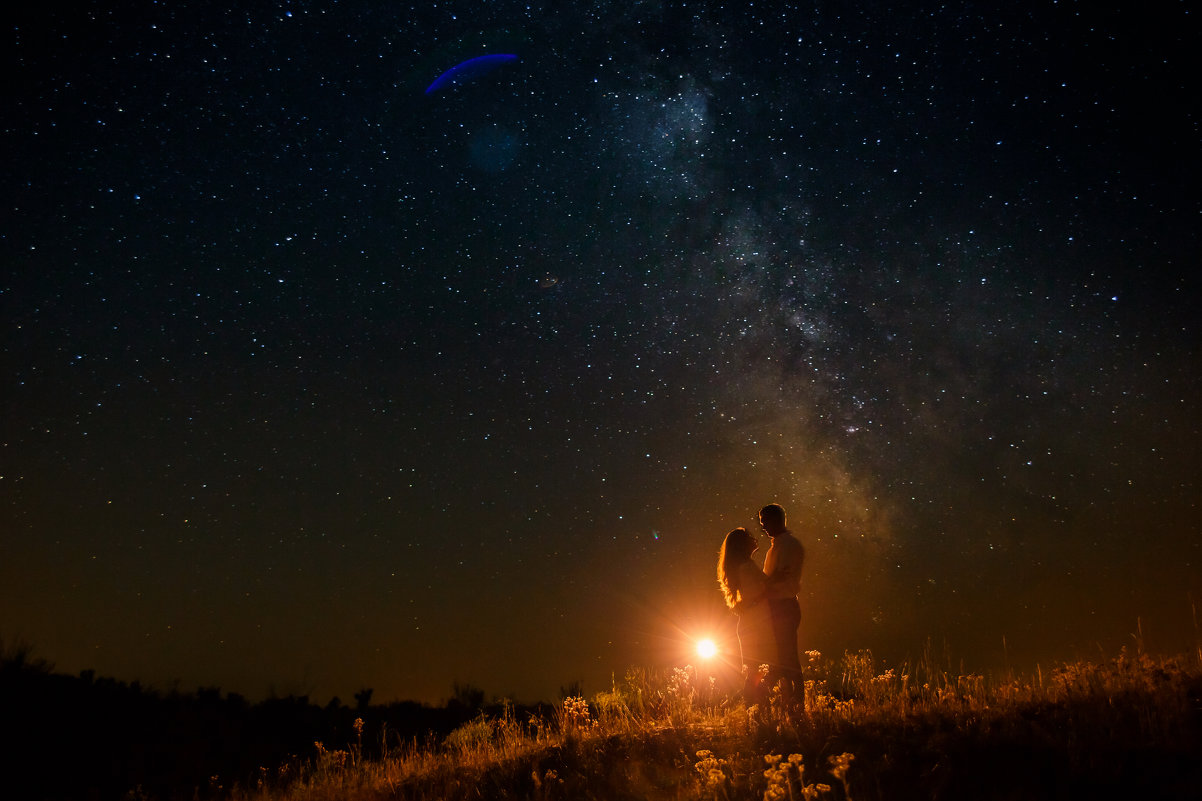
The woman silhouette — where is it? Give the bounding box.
[717,527,774,702]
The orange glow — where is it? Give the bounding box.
[696,638,718,659]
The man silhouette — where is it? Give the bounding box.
[759,503,805,710]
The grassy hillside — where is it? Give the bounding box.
[4,639,1199,800]
[233,645,1202,801]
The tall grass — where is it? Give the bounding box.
[220,644,1202,801]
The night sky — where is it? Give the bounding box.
[3,2,1198,705]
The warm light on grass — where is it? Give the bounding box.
[152,644,1202,801]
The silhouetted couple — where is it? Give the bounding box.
[717,503,805,709]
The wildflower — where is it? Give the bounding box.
[694,750,731,792]
[668,666,694,697]
[828,752,854,782]
[561,695,596,730]
[353,717,365,737]
[764,753,813,801]
[765,784,788,801]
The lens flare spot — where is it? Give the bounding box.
[696,638,718,659]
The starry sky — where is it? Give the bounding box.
[3,1,1199,705]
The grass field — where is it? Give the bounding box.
[220,643,1202,801]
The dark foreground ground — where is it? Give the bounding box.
[3,646,1201,800]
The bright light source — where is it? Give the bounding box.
[696,638,718,659]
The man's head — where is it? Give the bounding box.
[758,503,787,536]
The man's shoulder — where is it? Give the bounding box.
[782,530,804,553]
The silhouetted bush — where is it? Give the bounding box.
[0,646,536,801]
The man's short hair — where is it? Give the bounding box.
[759,503,786,526]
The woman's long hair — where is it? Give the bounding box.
[717,527,757,609]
